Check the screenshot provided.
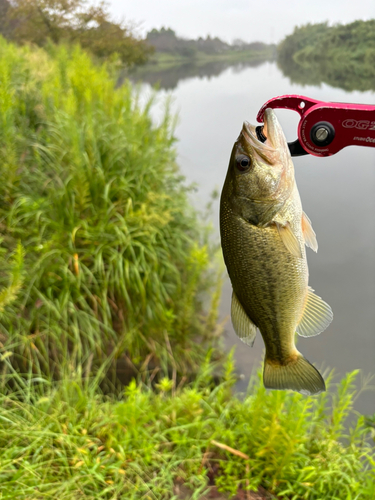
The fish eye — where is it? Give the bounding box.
[236,155,251,172]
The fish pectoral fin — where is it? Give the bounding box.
[275,221,302,258]
[302,212,318,252]
[231,291,257,347]
[297,286,333,337]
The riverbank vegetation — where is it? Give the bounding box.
[278,20,375,91]
[0,357,374,499]
[144,27,275,67]
[0,36,374,499]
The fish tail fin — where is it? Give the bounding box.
[263,352,325,395]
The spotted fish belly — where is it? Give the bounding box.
[220,199,308,362]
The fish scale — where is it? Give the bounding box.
[221,199,307,359]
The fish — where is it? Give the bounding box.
[220,108,333,395]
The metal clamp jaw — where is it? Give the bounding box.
[256,95,375,157]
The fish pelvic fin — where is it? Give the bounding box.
[231,291,257,347]
[263,352,325,395]
[297,286,333,338]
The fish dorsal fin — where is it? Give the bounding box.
[231,292,257,347]
[296,286,333,337]
[275,222,302,258]
[302,212,318,252]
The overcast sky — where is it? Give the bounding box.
[100,0,375,44]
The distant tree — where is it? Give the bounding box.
[146,26,275,60]
[277,20,375,92]
[146,27,197,57]
[197,35,228,54]
[232,38,246,47]
[277,22,329,62]
[2,0,153,65]
[0,0,12,37]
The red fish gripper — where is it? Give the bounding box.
[257,94,375,157]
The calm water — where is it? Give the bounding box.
[131,61,375,415]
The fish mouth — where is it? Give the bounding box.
[240,120,277,164]
[242,121,261,141]
[256,125,267,143]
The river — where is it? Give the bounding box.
[129,59,375,415]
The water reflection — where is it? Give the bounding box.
[122,53,375,94]
[278,57,375,93]
[123,57,273,90]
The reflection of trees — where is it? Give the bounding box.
[121,58,271,90]
[278,56,375,92]
[277,57,321,87]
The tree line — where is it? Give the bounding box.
[277,20,375,91]
[146,27,274,58]
[0,0,153,65]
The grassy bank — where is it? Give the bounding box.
[0,357,374,499]
[277,20,375,91]
[152,48,275,65]
[138,47,275,72]
[0,36,222,382]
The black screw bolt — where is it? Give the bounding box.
[310,122,335,147]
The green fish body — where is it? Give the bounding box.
[220,109,332,395]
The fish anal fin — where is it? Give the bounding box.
[231,292,257,347]
[275,221,302,258]
[297,286,333,338]
[263,352,325,395]
[302,212,318,252]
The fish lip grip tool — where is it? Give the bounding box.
[256,94,375,157]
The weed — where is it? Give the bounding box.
[0,358,373,499]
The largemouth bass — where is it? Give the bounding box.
[220,109,333,395]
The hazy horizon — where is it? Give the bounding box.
[96,0,375,44]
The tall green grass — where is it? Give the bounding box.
[0,37,221,381]
[0,356,374,499]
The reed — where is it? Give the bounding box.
[0,36,221,381]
